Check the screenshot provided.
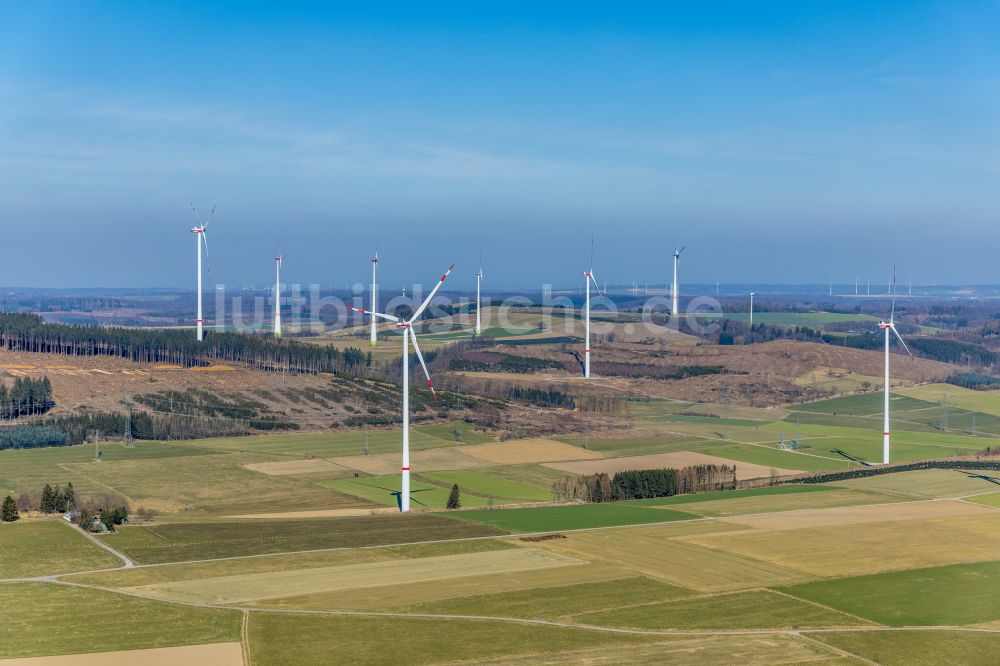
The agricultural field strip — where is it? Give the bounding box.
[123,549,586,605]
[712,499,993,532]
[552,587,876,628]
[625,416,901,465]
[32,490,961,583]
[625,425,853,465]
[29,577,1000,641]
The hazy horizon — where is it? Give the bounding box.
[2,2,998,289]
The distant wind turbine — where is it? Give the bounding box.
[878,268,914,465]
[274,243,284,338]
[475,255,484,336]
[348,263,454,512]
[671,242,685,317]
[189,204,215,342]
[370,248,379,347]
[582,237,601,379]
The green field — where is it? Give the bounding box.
[699,441,854,471]
[321,474,495,509]
[73,452,369,516]
[783,560,1000,626]
[247,613,660,666]
[808,631,1000,666]
[0,583,240,659]
[0,441,218,496]
[0,521,122,579]
[101,514,507,564]
[896,383,1000,418]
[405,576,690,619]
[419,469,553,501]
[574,589,869,630]
[969,491,1000,508]
[787,391,1000,437]
[445,503,697,532]
[185,422,489,458]
[831,468,1000,499]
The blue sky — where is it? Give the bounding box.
[1,1,998,289]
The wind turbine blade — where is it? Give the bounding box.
[409,332,436,399]
[589,273,602,295]
[679,246,686,255]
[201,232,211,272]
[190,203,203,226]
[203,204,216,230]
[410,264,454,322]
[891,324,914,359]
[347,306,399,323]
[890,265,897,322]
[589,234,595,271]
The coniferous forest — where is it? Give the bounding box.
[0,376,54,419]
[0,313,369,374]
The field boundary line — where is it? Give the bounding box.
[766,588,880,627]
[555,589,737,620]
[553,587,833,622]
[56,461,139,506]
[794,631,879,665]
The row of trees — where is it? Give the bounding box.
[553,465,738,503]
[718,321,825,346]
[946,372,1000,390]
[448,352,566,374]
[41,482,76,513]
[40,411,252,444]
[0,376,54,419]
[12,483,133,532]
[590,361,730,380]
[0,313,370,375]
[0,425,68,450]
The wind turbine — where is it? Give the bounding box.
[370,248,379,347]
[749,291,755,327]
[273,244,284,338]
[878,269,914,465]
[671,243,685,317]
[348,263,454,512]
[189,204,215,342]
[582,237,601,379]
[475,255,484,336]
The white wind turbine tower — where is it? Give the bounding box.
[273,244,284,338]
[189,204,215,342]
[370,249,379,347]
[582,238,601,379]
[878,269,914,465]
[348,263,454,512]
[475,255,484,336]
[671,243,685,317]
